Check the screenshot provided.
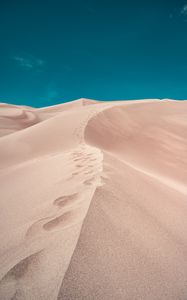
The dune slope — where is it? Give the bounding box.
[0,99,187,300]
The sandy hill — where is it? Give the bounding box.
[0,98,187,300]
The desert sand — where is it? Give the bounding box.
[0,98,187,300]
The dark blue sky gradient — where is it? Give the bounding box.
[1,0,187,107]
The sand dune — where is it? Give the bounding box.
[0,98,187,300]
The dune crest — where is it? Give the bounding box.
[0,99,187,300]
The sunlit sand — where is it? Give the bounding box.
[0,98,187,299]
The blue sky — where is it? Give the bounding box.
[1,0,187,107]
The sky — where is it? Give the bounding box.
[1,0,187,107]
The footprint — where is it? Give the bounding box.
[72,172,79,176]
[25,216,54,238]
[84,177,95,186]
[26,194,80,238]
[43,210,78,231]
[0,250,42,282]
[76,164,83,168]
[53,193,79,208]
[74,158,82,162]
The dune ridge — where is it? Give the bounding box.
[0,98,187,300]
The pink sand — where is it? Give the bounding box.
[0,98,187,299]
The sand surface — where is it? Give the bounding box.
[0,98,187,299]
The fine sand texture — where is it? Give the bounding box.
[0,98,187,299]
